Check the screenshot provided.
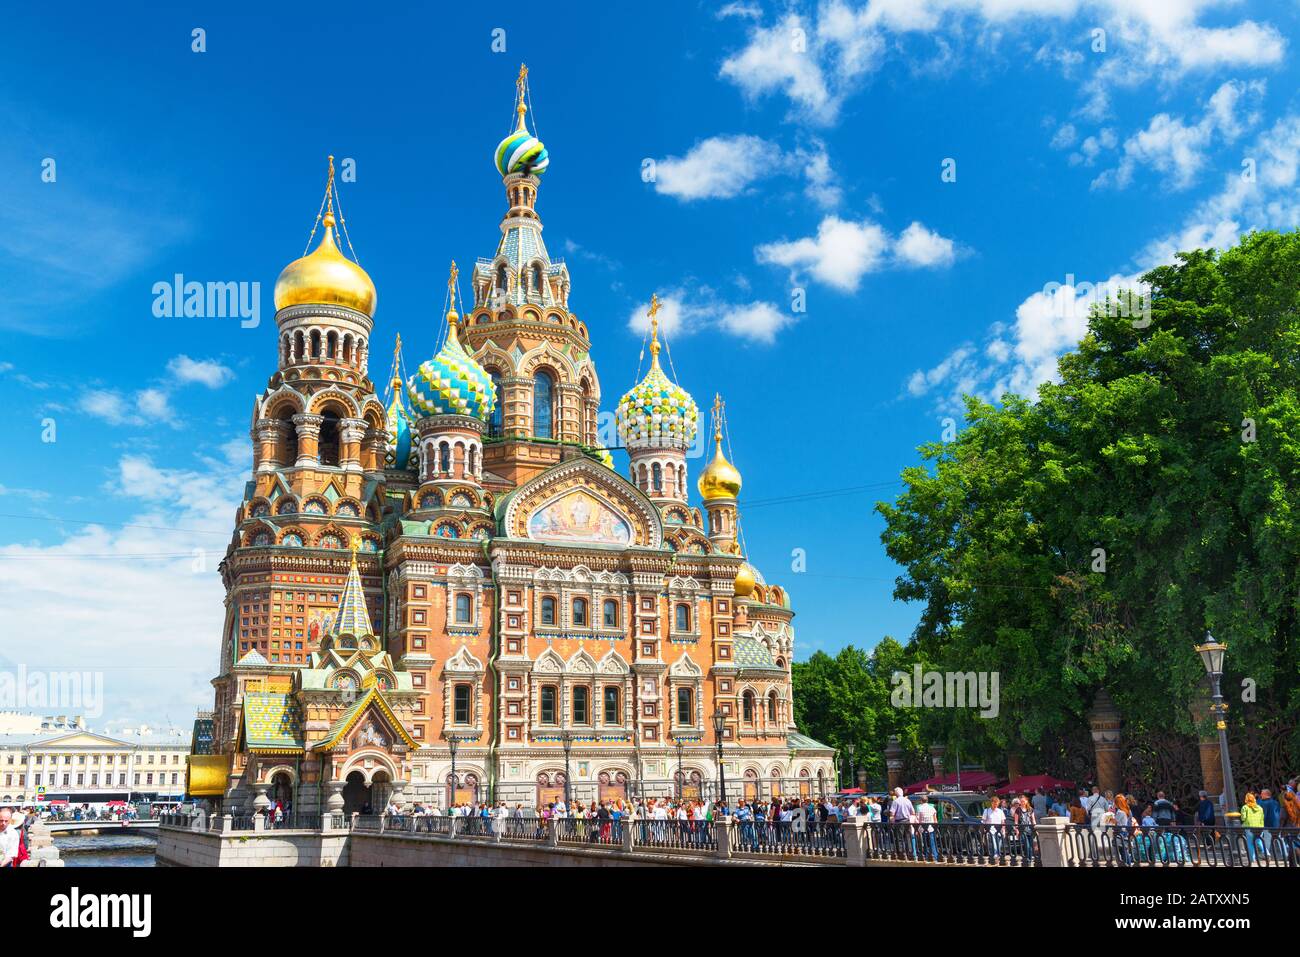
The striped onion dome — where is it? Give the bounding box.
[495,129,549,177]
[407,311,497,422]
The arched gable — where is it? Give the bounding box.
[501,458,663,548]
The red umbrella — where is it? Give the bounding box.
[837,787,866,795]
[907,771,1002,793]
[995,774,1074,796]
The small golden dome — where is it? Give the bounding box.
[274,212,376,316]
[733,562,757,598]
[698,431,742,501]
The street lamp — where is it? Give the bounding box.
[1195,632,1238,823]
[674,737,685,799]
[712,712,727,809]
[447,735,459,808]
[560,731,574,807]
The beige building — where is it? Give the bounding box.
[0,729,189,806]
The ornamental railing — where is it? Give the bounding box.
[1063,824,1300,867]
[730,819,845,859]
[864,820,1040,866]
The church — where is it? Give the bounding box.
[186,66,835,816]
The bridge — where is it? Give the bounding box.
[44,820,159,834]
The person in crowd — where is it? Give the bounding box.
[914,792,938,861]
[0,808,20,868]
[1240,791,1266,862]
[1151,790,1176,827]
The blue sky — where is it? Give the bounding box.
[3,1,1300,732]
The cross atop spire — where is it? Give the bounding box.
[515,62,530,132]
[648,293,662,363]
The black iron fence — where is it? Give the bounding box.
[556,815,624,846]
[864,821,1040,866]
[1064,824,1300,867]
[730,819,845,859]
[633,818,717,851]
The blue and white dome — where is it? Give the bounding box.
[407,312,497,422]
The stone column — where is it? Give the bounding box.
[713,817,733,860]
[1007,751,1025,782]
[363,428,388,478]
[340,417,367,473]
[1088,689,1123,795]
[929,744,946,778]
[254,418,282,473]
[1189,679,1224,803]
[884,736,905,792]
[292,413,323,467]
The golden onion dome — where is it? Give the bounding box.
[274,211,376,316]
[698,430,742,501]
[733,562,757,598]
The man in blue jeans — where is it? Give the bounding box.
[1259,789,1281,857]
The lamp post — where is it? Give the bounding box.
[1195,632,1238,823]
[560,731,574,807]
[712,712,727,809]
[447,735,459,808]
[674,737,685,799]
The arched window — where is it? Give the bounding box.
[532,264,543,296]
[602,599,618,628]
[455,593,472,624]
[318,413,340,466]
[768,690,778,723]
[676,687,693,726]
[540,597,556,626]
[572,597,588,626]
[533,371,555,439]
[572,686,589,724]
[496,264,508,294]
[453,684,472,725]
[603,686,619,724]
[488,372,503,437]
[652,462,662,493]
[742,691,755,724]
[675,604,690,632]
[439,443,451,474]
[540,686,557,725]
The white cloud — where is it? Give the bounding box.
[719,301,798,343]
[895,222,957,268]
[717,1,762,19]
[625,290,797,345]
[652,135,840,208]
[167,355,234,389]
[1050,123,1078,150]
[0,444,246,729]
[1092,80,1265,191]
[756,215,959,291]
[718,2,1285,125]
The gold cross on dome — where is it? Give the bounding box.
[448,260,459,297]
[517,63,529,92]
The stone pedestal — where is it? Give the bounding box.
[1087,689,1123,794]
[1034,816,1073,867]
[326,780,345,814]
[713,817,733,860]
[884,736,905,792]
[840,817,867,867]
[19,821,64,867]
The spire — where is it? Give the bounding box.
[647,292,663,366]
[389,333,403,392]
[515,62,530,133]
[446,260,461,332]
[329,536,374,639]
[699,392,743,502]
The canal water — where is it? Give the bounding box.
[54,831,157,867]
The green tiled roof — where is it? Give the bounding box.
[787,731,834,752]
[733,636,782,671]
[242,692,304,751]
